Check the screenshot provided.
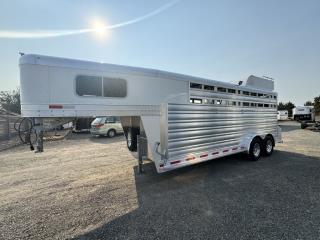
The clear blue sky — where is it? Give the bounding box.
[0,0,319,105]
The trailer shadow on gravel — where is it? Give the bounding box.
[73,150,320,240]
[65,132,125,144]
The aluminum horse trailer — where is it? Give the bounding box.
[19,54,282,173]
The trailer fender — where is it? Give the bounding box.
[240,134,263,153]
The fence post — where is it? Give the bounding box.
[7,114,10,140]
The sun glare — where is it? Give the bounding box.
[91,18,108,39]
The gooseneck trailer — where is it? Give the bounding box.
[19,54,282,173]
[293,106,315,121]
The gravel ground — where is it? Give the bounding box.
[0,121,320,240]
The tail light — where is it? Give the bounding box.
[94,124,104,128]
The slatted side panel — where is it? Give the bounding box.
[166,104,277,158]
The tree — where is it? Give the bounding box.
[285,101,295,117]
[0,88,21,114]
[304,101,313,106]
[277,101,295,117]
[277,102,286,110]
[314,95,320,115]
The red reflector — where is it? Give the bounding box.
[49,104,63,109]
[186,156,195,161]
[232,147,238,151]
[170,160,181,165]
[200,154,208,158]
[223,149,229,153]
[212,152,219,155]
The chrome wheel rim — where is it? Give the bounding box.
[109,130,115,137]
[253,142,261,157]
[266,139,273,153]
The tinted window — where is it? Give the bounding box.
[217,87,227,92]
[251,103,257,107]
[190,83,202,89]
[106,117,116,123]
[76,75,102,96]
[204,85,215,91]
[103,77,127,97]
[92,117,105,124]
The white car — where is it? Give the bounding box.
[90,117,124,137]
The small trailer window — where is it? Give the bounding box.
[103,77,127,98]
[228,89,236,94]
[250,92,257,96]
[243,102,250,107]
[243,91,250,95]
[190,83,202,89]
[258,93,264,97]
[190,98,202,104]
[76,75,102,97]
[258,103,263,107]
[217,87,227,92]
[251,103,257,107]
[204,85,215,91]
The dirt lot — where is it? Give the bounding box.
[0,121,320,240]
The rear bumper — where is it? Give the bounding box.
[90,129,105,135]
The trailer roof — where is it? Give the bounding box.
[20,54,275,93]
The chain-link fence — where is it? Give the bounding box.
[0,109,22,150]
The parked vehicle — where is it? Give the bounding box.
[277,110,288,120]
[90,116,123,137]
[293,106,315,121]
[73,118,94,132]
[19,54,282,173]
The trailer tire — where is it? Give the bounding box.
[248,137,262,161]
[301,123,307,129]
[125,128,139,152]
[263,135,274,156]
